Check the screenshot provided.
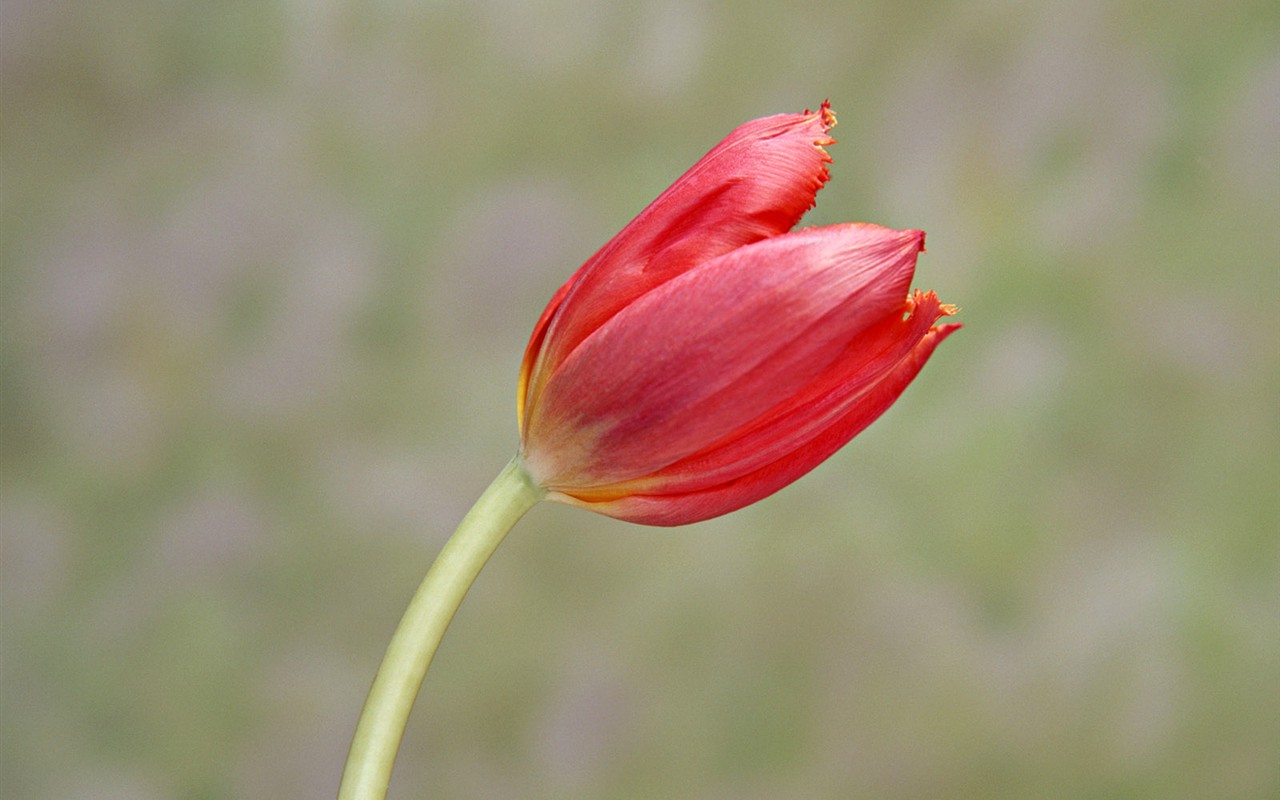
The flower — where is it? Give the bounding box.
[516,102,959,526]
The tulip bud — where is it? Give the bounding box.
[516,103,959,525]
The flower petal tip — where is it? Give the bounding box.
[801,101,837,153]
[815,99,836,131]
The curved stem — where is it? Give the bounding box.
[338,455,545,800]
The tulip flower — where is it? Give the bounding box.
[517,101,957,525]
[340,103,958,799]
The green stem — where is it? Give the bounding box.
[338,455,545,800]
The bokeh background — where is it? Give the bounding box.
[3,0,1277,797]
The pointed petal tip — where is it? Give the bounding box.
[860,225,924,253]
[934,321,963,339]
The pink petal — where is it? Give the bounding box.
[557,307,960,526]
[518,103,838,432]
[624,291,956,494]
[521,224,924,489]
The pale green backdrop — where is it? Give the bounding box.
[2,1,1277,798]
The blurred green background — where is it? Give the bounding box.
[2,0,1277,797]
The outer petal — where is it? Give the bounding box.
[518,102,837,433]
[555,301,960,525]
[616,291,957,495]
[521,224,924,490]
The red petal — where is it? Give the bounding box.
[629,291,955,493]
[522,224,924,490]
[555,295,959,526]
[519,103,838,432]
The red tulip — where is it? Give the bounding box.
[340,104,961,800]
[516,102,959,526]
